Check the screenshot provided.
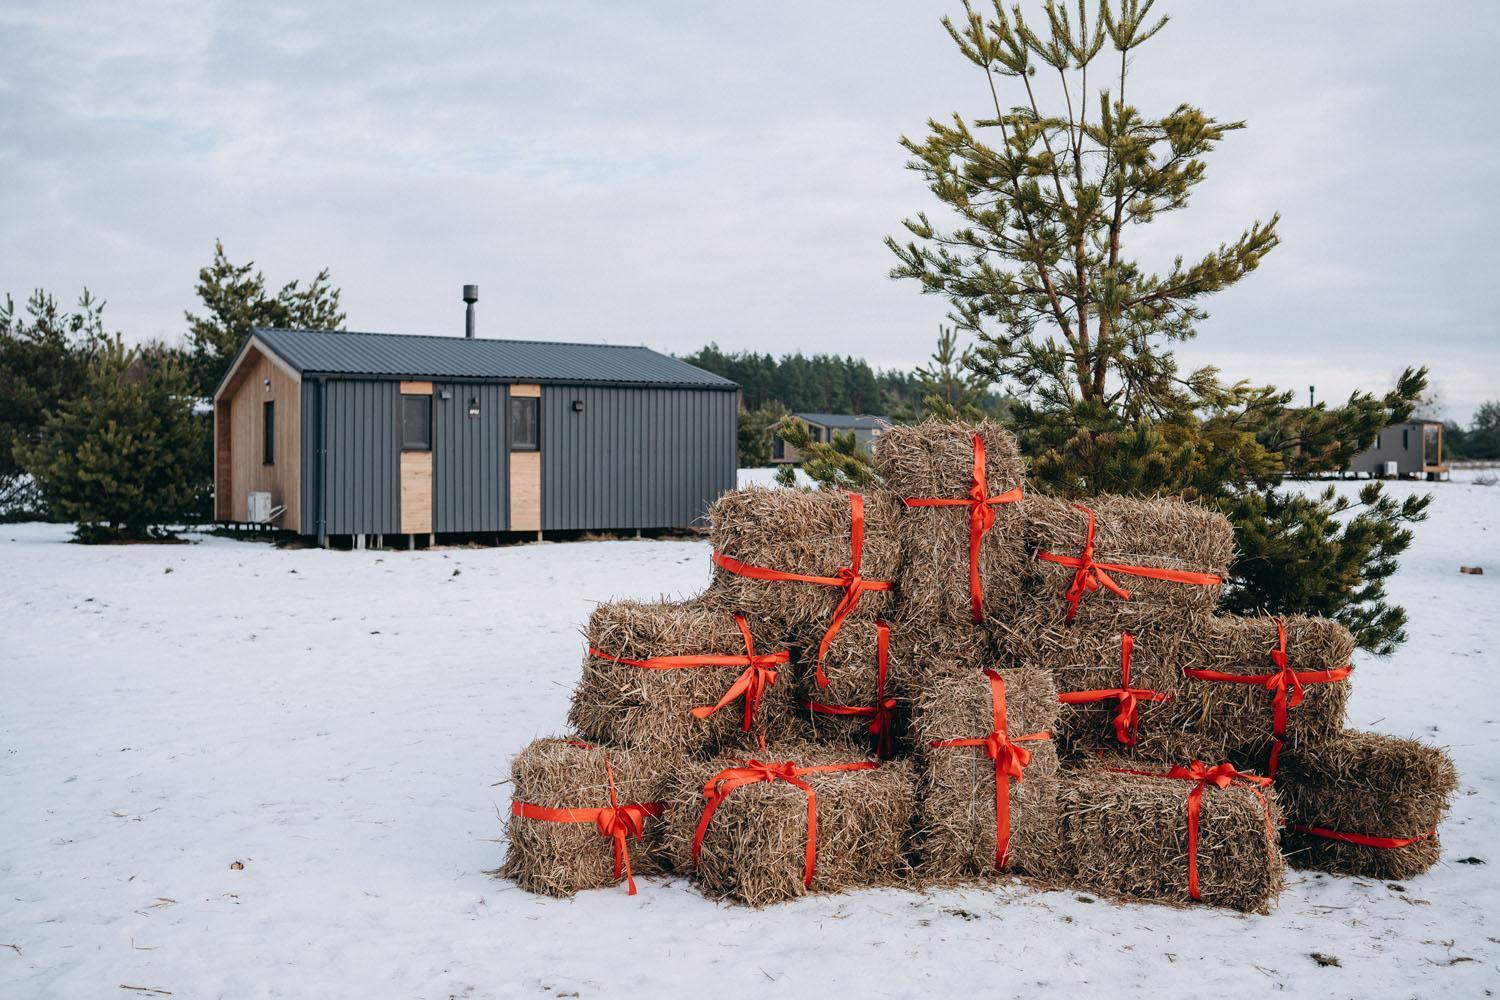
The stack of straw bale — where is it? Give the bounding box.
[498,418,1457,911]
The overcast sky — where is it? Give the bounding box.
[4,1,1496,421]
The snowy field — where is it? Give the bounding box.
[2,474,1497,999]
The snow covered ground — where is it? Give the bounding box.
[2,474,1497,999]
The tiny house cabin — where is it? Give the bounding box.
[1348,419,1448,479]
[212,328,739,545]
[769,413,891,464]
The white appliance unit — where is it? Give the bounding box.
[1379,460,1399,478]
[247,491,273,523]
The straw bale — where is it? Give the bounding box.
[876,421,1029,628]
[1003,624,1187,757]
[663,740,916,905]
[1276,730,1457,880]
[1056,763,1286,913]
[704,487,901,633]
[1163,615,1353,770]
[912,667,1063,879]
[499,737,675,897]
[1018,494,1232,632]
[568,599,799,757]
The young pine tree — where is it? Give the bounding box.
[0,290,109,515]
[185,240,345,398]
[884,0,1427,653]
[20,338,205,541]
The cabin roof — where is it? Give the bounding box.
[788,412,893,430]
[241,328,738,390]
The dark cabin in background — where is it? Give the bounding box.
[211,292,738,546]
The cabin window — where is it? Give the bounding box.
[772,434,785,460]
[401,395,432,451]
[811,426,824,443]
[510,396,539,450]
[262,401,275,465]
[1403,428,1410,450]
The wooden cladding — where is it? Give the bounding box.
[509,450,541,531]
[509,385,543,531]
[400,452,434,534]
[214,344,301,530]
[399,382,435,533]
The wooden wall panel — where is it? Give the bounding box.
[218,347,301,531]
[400,380,433,395]
[214,401,233,521]
[509,383,541,398]
[400,451,433,534]
[509,451,541,531]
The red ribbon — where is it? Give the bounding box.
[903,433,1024,623]
[804,620,897,760]
[1057,632,1172,745]
[712,491,893,687]
[510,754,666,895]
[930,670,1051,869]
[588,613,791,732]
[1287,822,1437,849]
[691,758,880,887]
[1036,503,1223,622]
[1183,618,1353,777]
[1108,761,1274,900]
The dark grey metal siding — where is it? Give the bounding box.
[540,386,737,531]
[433,382,507,532]
[300,378,319,531]
[320,379,401,535]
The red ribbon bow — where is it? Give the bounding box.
[589,613,791,732]
[1036,503,1223,623]
[691,758,879,887]
[1057,632,1172,745]
[1183,618,1352,777]
[1108,760,1274,901]
[930,670,1051,869]
[712,492,893,687]
[804,620,898,760]
[903,433,1024,623]
[510,753,667,895]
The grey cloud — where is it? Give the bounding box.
[2,1,1495,420]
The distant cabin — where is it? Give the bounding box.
[1348,419,1448,479]
[770,413,892,464]
[212,328,739,545]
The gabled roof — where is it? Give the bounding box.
[241,328,738,389]
[792,412,892,430]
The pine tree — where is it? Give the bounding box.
[883,0,1427,653]
[0,290,109,515]
[1467,401,1500,460]
[185,240,345,398]
[915,325,997,420]
[20,338,205,541]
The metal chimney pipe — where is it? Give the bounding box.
[462,284,478,338]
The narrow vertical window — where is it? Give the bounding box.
[1403,428,1409,450]
[401,395,432,451]
[262,400,275,465]
[510,396,539,450]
